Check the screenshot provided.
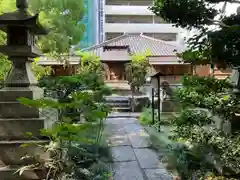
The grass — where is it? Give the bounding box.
[138,107,178,126]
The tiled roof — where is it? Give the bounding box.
[82,34,184,57]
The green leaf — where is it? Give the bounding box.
[24,132,33,138]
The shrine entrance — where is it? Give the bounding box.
[103,62,128,81]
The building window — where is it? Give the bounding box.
[106,0,152,6]
[106,0,129,5]
[128,15,153,23]
[106,15,128,23]
[143,33,177,41]
[106,15,153,24]
[105,33,123,40]
[153,16,165,23]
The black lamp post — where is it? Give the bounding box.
[150,71,164,132]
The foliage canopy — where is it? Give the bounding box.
[0,0,85,81]
[0,0,85,56]
[151,0,240,68]
[125,52,151,93]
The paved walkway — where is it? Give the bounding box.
[105,112,173,180]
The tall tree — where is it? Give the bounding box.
[0,0,85,80]
[0,0,85,57]
[150,0,240,70]
[29,0,85,58]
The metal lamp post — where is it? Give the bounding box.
[150,72,164,132]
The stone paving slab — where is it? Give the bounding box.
[112,161,145,180]
[124,123,144,133]
[105,123,126,135]
[106,115,173,180]
[105,117,138,124]
[128,131,150,148]
[111,146,136,162]
[134,148,164,169]
[145,169,173,180]
[105,118,124,125]
[121,118,139,124]
[107,134,131,147]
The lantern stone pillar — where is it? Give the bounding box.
[0,0,49,179]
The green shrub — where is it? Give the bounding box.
[167,75,240,179]
[139,108,154,125]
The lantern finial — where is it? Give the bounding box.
[16,0,28,10]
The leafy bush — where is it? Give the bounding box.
[17,58,113,179]
[138,108,172,126]
[171,109,212,127]
[17,89,112,179]
[138,108,154,125]
[125,52,151,94]
[165,75,240,179]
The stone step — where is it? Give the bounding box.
[105,96,129,101]
[105,100,129,104]
[108,112,140,118]
[0,101,39,119]
[112,107,131,112]
[0,118,45,140]
[0,165,45,180]
[0,140,49,166]
[107,102,130,108]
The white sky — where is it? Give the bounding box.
[178,2,239,46]
[216,2,238,14]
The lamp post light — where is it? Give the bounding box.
[150,72,164,132]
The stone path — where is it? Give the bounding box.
[105,112,173,180]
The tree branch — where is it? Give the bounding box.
[221,2,227,14]
[207,18,230,27]
[230,0,240,4]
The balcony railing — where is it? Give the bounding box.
[104,23,181,33]
[105,0,152,6]
[105,5,153,15]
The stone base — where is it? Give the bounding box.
[0,140,49,166]
[0,118,45,140]
[0,85,49,179]
[0,87,43,102]
[0,87,43,119]
[129,96,150,112]
[0,166,46,180]
[153,99,179,112]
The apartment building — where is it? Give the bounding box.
[104,0,184,43]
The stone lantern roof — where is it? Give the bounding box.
[0,0,47,35]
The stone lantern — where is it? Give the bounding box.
[0,0,49,179]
